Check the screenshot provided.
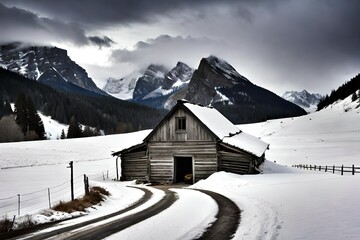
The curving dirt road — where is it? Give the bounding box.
[192,189,241,240]
[6,185,240,240]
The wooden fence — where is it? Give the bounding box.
[292,164,360,175]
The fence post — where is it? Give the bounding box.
[310,165,312,170]
[325,166,327,172]
[319,165,321,171]
[353,165,355,175]
[84,174,89,195]
[48,188,51,208]
[107,170,109,179]
[314,165,316,171]
[67,161,74,201]
[333,165,335,174]
[17,194,20,215]
[341,165,344,175]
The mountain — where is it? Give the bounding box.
[128,62,193,109]
[0,43,105,95]
[0,68,166,134]
[282,90,323,112]
[132,64,168,100]
[184,55,307,123]
[102,71,142,100]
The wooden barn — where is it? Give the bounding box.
[112,100,269,184]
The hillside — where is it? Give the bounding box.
[239,94,360,166]
[0,68,166,134]
[317,73,360,110]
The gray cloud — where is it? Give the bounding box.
[0,3,114,47]
[88,36,115,48]
[111,35,229,70]
[0,3,88,46]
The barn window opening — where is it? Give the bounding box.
[176,117,186,131]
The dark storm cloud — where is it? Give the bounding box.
[88,36,115,48]
[0,3,115,47]
[0,3,87,45]
[0,0,269,27]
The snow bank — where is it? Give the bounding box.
[192,171,360,240]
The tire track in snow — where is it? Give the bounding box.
[236,194,281,240]
[7,186,153,240]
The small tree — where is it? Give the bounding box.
[60,129,66,139]
[67,116,82,138]
[352,92,358,102]
[14,94,45,140]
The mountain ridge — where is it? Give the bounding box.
[0,43,106,96]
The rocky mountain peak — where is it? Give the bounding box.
[282,90,323,112]
[162,61,193,90]
[204,55,249,83]
[0,43,104,95]
[184,55,252,106]
[132,64,168,100]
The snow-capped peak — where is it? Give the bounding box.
[282,90,323,112]
[102,71,142,100]
[205,55,249,82]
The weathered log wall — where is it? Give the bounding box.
[148,141,218,183]
[121,148,148,181]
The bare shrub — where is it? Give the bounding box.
[0,115,24,142]
[0,216,14,233]
[53,186,109,213]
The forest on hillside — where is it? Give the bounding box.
[0,68,166,134]
[317,74,360,110]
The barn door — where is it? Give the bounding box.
[174,157,193,183]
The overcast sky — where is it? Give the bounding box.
[0,0,359,95]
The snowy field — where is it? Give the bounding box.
[0,95,359,239]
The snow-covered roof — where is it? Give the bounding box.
[183,102,269,157]
[222,132,269,157]
[183,102,240,138]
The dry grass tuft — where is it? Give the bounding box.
[52,186,110,213]
[0,217,13,233]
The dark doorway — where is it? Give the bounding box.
[174,157,193,183]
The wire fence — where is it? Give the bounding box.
[0,168,117,219]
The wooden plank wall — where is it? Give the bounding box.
[149,108,215,142]
[219,148,254,174]
[121,150,148,181]
[148,141,218,183]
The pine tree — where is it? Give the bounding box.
[352,92,358,102]
[67,116,82,138]
[14,93,45,140]
[60,129,66,139]
[26,96,45,140]
[14,93,28,134]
